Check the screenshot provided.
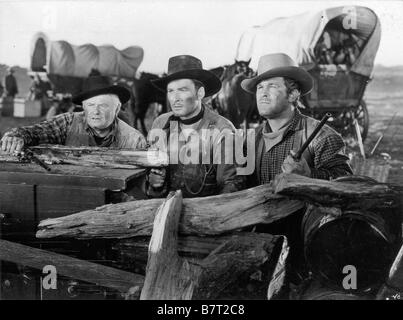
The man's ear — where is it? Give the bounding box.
[288,89,300,103]
[197,86,205,100]
[115,103,122,116]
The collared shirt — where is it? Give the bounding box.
[251,108,353,185]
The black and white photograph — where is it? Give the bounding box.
[0,0,402,306]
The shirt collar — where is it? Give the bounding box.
[263,108,302,134]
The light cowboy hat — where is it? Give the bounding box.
[151,55,221,97]
[72,75,130,105]
[241,53,314,95]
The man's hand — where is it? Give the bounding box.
[281,150,311,177]
[148,168,166,189]
[0,135,25,154]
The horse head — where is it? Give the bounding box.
[234,58,253,76]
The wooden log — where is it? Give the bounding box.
[0,145,168,169]
[273,173,402,210]
[138,190,287,300]
[140,190,201,300]
[0,239,144,294]
[36,184,303,239]
[376,243,403,300]
[113,232,281,274]
[192,234,286,300]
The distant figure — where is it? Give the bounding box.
[28,73,52,114]
[5,67,18,98]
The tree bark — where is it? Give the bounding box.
[36,184,303,239]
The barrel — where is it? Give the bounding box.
[302,175,400,292]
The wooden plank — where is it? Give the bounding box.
[140,190,200,300]
[0,239,144,294]
[36,185,106,219]
[0,183,35,220]
[0,163,145,190]
[0,145,168,169]
[36,184,303,239]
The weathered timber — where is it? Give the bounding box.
[113,232,281,274]
[192,234,286,300]
[273,173,403,210]
[36,184,303,239]
[0,239,144,294]
[115,232,280,260]
[140,190,201,300]
[0,145,168,169]
[377,243,403,300]
[0,162,145,190]
[138,191,287,300]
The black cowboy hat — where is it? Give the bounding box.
[151,55,221,97]
[72,75,130,105]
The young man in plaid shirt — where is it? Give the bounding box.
[241,53,353,186]
[241,53,353,288]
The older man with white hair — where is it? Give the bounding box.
[1,77,146,153]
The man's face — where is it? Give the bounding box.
[167,79,200,118]
[83,94,120,130]
[256,77,290,119]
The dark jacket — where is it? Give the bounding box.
[146,106,243,198]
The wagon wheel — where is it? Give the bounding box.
[339,100,369,142]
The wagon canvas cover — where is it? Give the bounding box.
[30,32,144,78]
[235,6,381,77]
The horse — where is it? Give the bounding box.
[210,59,258,129]
[132,72,167,135]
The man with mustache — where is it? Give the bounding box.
[145,55,242,198]
[1,77,146,153]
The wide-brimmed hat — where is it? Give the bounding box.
[72,75,130,105]
[241,53,313,95]
[151,55,221,97]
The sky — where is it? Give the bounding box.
[0,0,402,73]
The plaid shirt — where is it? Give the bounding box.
[4,112,75,146]
[3,112,143,148]
[248,108,353,186]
